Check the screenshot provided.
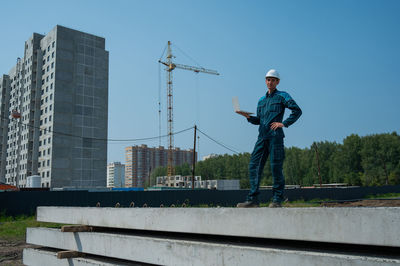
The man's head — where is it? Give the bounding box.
[265,69,280,90]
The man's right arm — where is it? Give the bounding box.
[247,115,260,125]
[247,100,260,125]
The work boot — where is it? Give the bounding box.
[236,201,259,208]
[268,202,282,208]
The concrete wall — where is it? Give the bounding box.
[2,185,400,216]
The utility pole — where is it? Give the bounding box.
[192,125,197,190]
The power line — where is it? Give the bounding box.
[196,127,241,154]
[3,115,243,154]
[1,115,193,143]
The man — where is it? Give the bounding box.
[236,69,302,208]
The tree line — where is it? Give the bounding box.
[150,132,400,188]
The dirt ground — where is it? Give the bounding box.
[0,239,37,266]
[1,199,399,265]
[321,199,400,207]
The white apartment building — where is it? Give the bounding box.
[155,175,240,190]
[107,162,125,188]
[0,25,109,188]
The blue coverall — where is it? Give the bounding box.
[246,89,302,203]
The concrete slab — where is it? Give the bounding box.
[37,206,400,247]
[26,227,400,266]
[23,248,133,266]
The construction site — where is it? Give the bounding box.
[0,36,399,265]
[1,1,400,264]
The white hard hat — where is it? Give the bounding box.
[265,69,280,79]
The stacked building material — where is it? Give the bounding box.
[24,207,400,265]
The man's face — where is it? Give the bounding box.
[266,77,280,90]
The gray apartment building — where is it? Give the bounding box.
[0,25,109,188]
[125,145,197,188]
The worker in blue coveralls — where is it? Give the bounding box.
[236,69,302,208]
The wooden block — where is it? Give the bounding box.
[56,250,84,259]
[61,225,93,232]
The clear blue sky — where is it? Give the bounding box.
[1,0,399,163]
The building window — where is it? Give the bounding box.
[51,73,53,79]
[52,52,54,58]
[51,62,54,69]
[52,41,55,48]
[47,56,50,62]
[47,46,50,52]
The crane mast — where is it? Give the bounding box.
[158,41,219,180]
[166,42,174,177]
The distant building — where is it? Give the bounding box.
[0,25,109,188]
[155,175,240,190]
[156,175,201,188]
[202,153,218,161]
[107,162,125,188]
[125,145,196,188]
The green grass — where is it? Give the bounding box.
[365,193,400,199]
[0,215,63,241]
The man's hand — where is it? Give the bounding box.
[270,122,284,130]
[236,111,250,119]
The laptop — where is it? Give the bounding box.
[232,96,253,115]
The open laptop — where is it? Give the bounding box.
[232,96,253,116]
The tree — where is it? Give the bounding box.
[147,132,399,188]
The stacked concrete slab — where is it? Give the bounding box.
[24,207,400,265]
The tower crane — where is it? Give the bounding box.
[158,41,219,178]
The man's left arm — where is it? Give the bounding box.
[282,94,302,128]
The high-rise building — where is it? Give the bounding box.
[0,25,109,188]
[107,162,125,188]
[125,145,196,188]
